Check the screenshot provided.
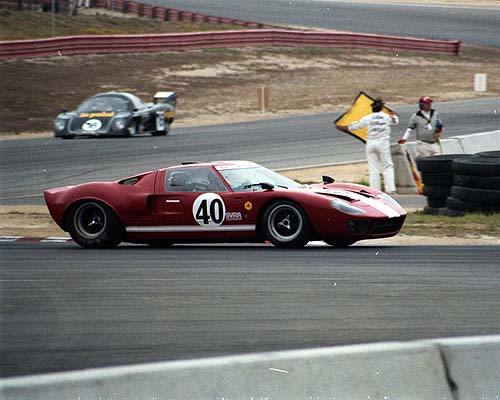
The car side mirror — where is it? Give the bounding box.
[322,175,335,184]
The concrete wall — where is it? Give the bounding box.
[2,336,499,400]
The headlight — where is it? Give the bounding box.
[330,200,366,215]
[54,119,66,131]
[112,118,127,131]
[378,192,402,208]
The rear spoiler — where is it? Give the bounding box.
[154,91,177,107]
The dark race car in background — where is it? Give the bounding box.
[44,161,407,249]
[53,91,176,139]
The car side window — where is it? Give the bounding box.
[165,167,228,192]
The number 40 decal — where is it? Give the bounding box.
[192,193,226,227]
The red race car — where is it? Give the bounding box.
[44,161,407,248]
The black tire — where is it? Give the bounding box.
[450,186,500,206]
[151,123,170,137]
[422,206,440,215]
[477,151,500,158]
[416,154,470,173]
[68,201,124,248]
[446,196,500,213]
[420,172,454,186]
[423,185,451,199]
[453,174,500,190]
[61,135,75,139]
[426,197,447,208]
[323,239,356,248]
[452,155,500,177]
[437,207,464,217]
[262,201,311,248]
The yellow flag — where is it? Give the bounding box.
[335,92,394,143]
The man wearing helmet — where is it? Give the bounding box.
[398,96,444,157]
[337,98,398,194]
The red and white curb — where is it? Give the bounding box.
[0,236,72,243]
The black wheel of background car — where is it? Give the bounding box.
[323,239,356,248]
[453,174,500,190]
[151,130,167,136]
[416,154,470,173]
[452,155,500,177]
[69,201,123,248]
[61,135,75,139]
[426,197,447,209]
[446,196,500,213]
[420,172,454,186]
[423,184,451,199]
[450,186,500,205]
[262,201,311,248]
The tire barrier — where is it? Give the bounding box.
[417,154,469,213]
[0,30,462,60]
[418,152,500,216]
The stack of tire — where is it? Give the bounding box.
[445,151,500,215]
[417,152,500,216]
[417,154,468,214]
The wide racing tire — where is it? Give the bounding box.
[416,154,470,173]
[262,201,311,248]
[420,172,454,186]
[68,201,124,248]
[450,186,500,206]
[453,174,500,190]
[423,185,451,199]
[452,155,500,177]
[151,123,170,137]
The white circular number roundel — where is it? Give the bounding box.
[192,193,226,227]
[82,119,102,132]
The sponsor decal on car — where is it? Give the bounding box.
[79,112,116,118]
[225,211,243,221]
[82,119,103,132]
[244,201,253,211]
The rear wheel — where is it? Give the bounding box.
[262,201,310,248]
[68,201,123,248]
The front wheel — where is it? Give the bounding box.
[262,201,311,248]
[152,123,170,137]
[68,201,123,248]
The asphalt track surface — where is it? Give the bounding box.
[1,98,499,204]
[1,242,499,377]
[144,0,500,48]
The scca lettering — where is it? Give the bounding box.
[79,112,116,118]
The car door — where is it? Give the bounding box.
[152,166,255,240]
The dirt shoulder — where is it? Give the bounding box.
[2,44,500,136]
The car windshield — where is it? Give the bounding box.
[218,165,301,192]
[77,96,131,113]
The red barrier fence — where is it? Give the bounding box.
[0,30,461,60]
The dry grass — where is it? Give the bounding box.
[1,45,500,134]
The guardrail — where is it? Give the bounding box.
[0,30,461,60]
